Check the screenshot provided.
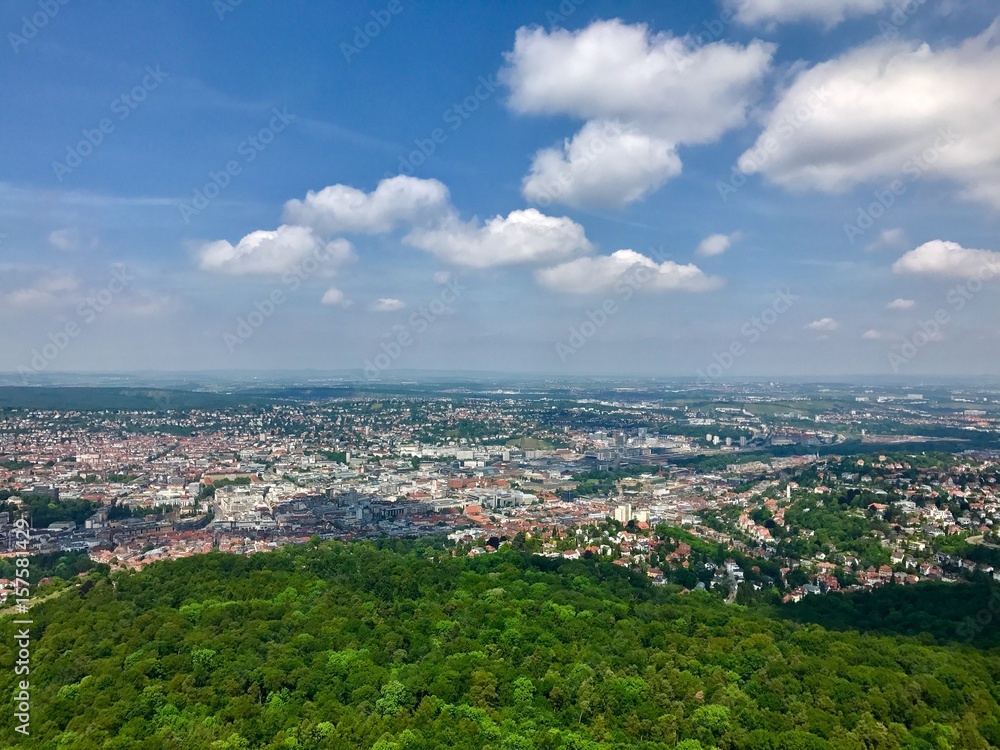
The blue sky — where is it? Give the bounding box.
[1,0,999,379]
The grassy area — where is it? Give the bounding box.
[505,436,554,450]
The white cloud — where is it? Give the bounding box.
[321,287,351,307]
[862,328,884,340]
[806,317,839,332]
[866,228,907,252]
[503,20,774,143]
[536,249,722,295]
[696,232,741,257]
[726,0,891,28]
[48,227,98,252]
[886,298,915,310]
[738,25,1000,206]
[963,179,1000,208]
[283,175,451,234]
[199,176,594,276]
[4,274,79,309]
[893,240,1000,278]
[433,271,452,284]
[502,19,773,207]
[121,291,172,317]
[370,298,405,312]
[522,121,681,209]
[6,288,52,308]
[405,208,592,268]
[197,225,354,276]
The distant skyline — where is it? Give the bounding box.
[2,1,1000,378]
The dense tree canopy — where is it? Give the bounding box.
[1,541,998,749]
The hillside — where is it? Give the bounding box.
[1,541,999,749]
[0,387,257,412]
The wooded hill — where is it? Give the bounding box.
[1,540,998,749]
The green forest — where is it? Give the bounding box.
[1,541,999,749]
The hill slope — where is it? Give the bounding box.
[2,541,999,749]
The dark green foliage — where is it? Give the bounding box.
[0,542,998,749]
[778,580,1000,648]
[0,493,98,528]
[0,551,107,586]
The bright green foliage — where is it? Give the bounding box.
[0,541,998,749]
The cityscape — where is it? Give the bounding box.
[4,0,1000,748]
[3,381,999,600]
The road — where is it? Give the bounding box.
[966,535,1000,550]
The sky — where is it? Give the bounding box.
[1,0,999,380]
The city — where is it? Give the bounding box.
[3,381,999,607]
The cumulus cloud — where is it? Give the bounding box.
[4,274,79,308]
[726,0,891,28]
[738,25,1000,206]
[405,208,592,268]
[862,329,885,340]
[503,20,774,143]
[321,287,351,307]
[283,175,451,234]
[48,227,98,252]
[370,298,405,312]
[536,249,722,295]
[696,232,741,257]
[502,19,773,207]
[197,225,354,276]
[522,121,681,209]
[198,176,596,278]
[893,240,1000,278]
[806,317,839,332]
[886,298,915,310]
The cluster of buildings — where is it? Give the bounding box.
[0,392,998,601]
